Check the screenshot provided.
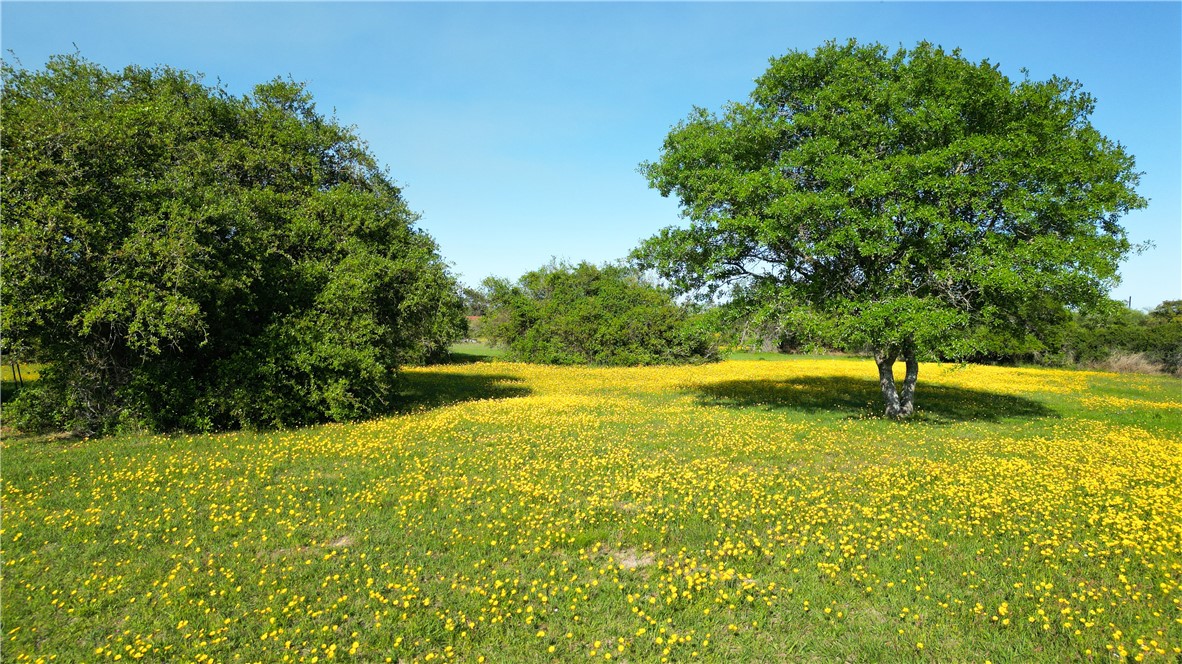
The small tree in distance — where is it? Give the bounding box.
[460,286,491,317]
[635,40,1146,418]
[482,262,718,366]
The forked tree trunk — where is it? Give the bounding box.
[874,347,919,419]
[898,349,918,418]
[874,349,901,417]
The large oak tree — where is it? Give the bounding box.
[635,40,1145,417]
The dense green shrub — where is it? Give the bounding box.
[482,262,718,366]
[1059,300,1182,373]
[1143,302,1182,373]
[957,299,1181,374]
[2,55,466,434]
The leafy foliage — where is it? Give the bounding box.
[2,55,465,434]
[958,299,1182,375]
[460,286,491,317]
[635,40,1146,415]
[1055,301,1182,373]
[482,262,718,366]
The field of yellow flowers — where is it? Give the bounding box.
[3,355,1180,663]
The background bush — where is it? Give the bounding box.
[2,55,466,434]
[956,299,1181,374]
[482,262,718,366]
[709,296,1181,376]
[1060,301,1182,373]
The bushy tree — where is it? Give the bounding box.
[482,262,718,366]
[1144,301,1182,373]
[2,55,465,434]
[1055,300,1182,373]
[636,40,1146,417]
[952,298,1181,374]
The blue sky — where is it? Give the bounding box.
[4,2,1179,308]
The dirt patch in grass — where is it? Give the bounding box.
[270,534,354,559]
[269,545,315,559]
[614,500,641,514]
[609,547,655,570]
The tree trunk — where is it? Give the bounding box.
[899,348,918,418]
[874,349,901,418]
[875,347,919,419]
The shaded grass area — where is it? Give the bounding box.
[0,378,25,405]
[724,350,853,363]
[695,376,1056,424]
[395,370,529,412]
[0,362,39,405]
[391,343,527,412]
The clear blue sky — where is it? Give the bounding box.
[4,2,1179,308]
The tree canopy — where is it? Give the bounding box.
[2,55,465,434]
[482,262,718,366]
[635,40,1146,417]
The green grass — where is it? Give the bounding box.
[722,350,853,363]
[0,362,40,406]
[446,342,506,363]
[2,358,1180,663]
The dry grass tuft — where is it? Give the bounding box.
[1089,351,1164,375]
[609,548,655,570]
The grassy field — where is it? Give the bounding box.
[0,362,40,405]
[2,354,1180,663]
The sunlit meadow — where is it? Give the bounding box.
[3,354,1180,663]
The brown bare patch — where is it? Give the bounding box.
[269,545,315,559]
[272,533,354,557]
[859,605,892,627]
[609,548,655,570]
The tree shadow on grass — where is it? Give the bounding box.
[394,371,529,413]
[435,352,492,365]
[432,343,506,365]
[1,378,24,404]
[692,376,1056,424]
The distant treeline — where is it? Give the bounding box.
[714,299,1182,375]
[1017,301,1181,374]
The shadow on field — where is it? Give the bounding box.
[395,371,529,412]
[0,379,24,404]
[436,352,494,365]
[693,376,1056,423]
